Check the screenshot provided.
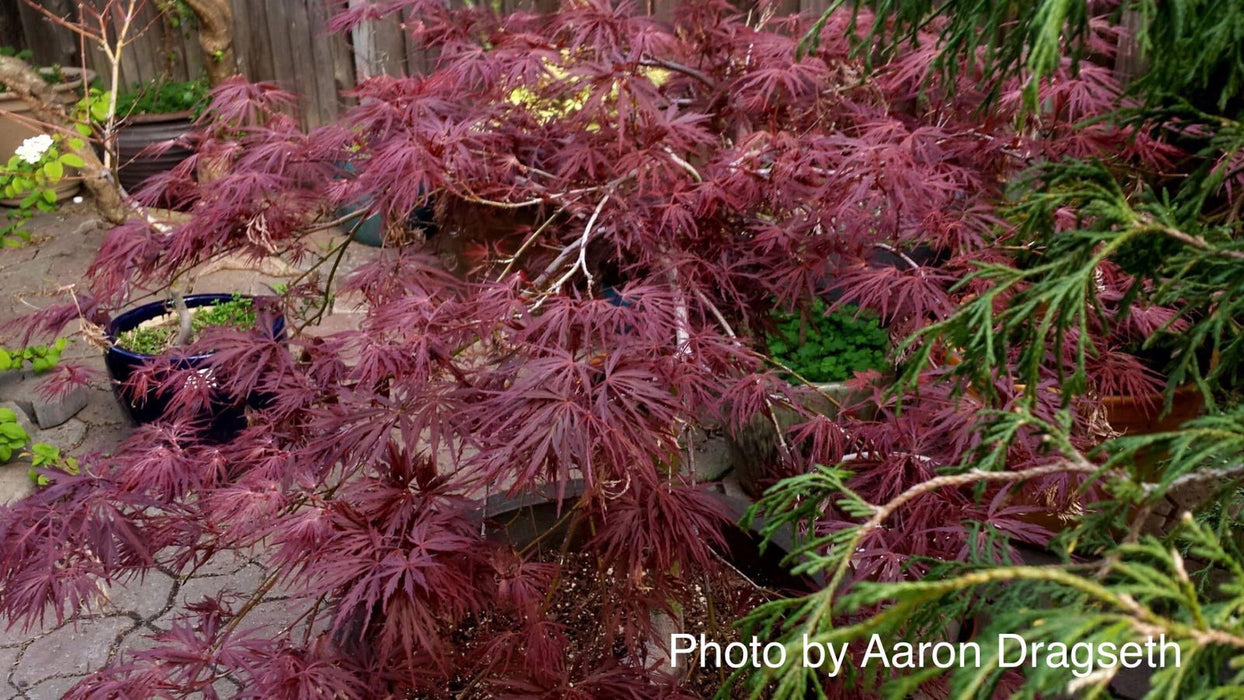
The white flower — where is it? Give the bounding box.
[14,134,54,165]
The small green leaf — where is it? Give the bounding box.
[60,152,85,168]
[43,160,64,181]
[0,422,29,442]
[90,98,111,122]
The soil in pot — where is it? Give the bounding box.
[472,494,814,697]
[112,294,256,355]
[441,549,784,698]
[104,294,284,436]
[336,488,817,697]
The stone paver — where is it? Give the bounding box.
[0,646,19,697]
[101,571,176,621]
[26,674,89,699]
[11,616,135,689]
[0,464,33,507]
[172,564,266,615]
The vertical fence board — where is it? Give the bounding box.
[329,4,357,112]
[17,0,78,68]
[304,0,344,126]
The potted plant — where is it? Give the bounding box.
[0,48,94,167]
[728,300,890,496]
[103,293,284,437]
[0,132,88,247]
[113,77,208,199]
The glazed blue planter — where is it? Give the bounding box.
[104,294,285,438]
[334,162,436,247]
[337,198,437,247]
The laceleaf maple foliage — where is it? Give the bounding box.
[0,0,1180,696]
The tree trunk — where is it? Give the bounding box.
[0,55,128,224]
[180,0,237,86]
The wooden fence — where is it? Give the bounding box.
[4,0,840,128]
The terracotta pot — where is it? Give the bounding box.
[0,68,94,163]
[1103,383,1206,489]
[1100,383,1204,436]
[115,110,196,198]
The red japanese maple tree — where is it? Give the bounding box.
[0,1,1171,695]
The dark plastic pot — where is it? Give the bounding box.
[726,382,870,498]
[103,294,285,438]
[338,198,436,247]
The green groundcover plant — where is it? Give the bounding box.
[115,76,210,118]
[767,301,888,383]
[114,294,255,354]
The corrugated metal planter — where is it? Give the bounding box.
[115,110,196,199]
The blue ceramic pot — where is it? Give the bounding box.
[104,294,285,438]
[334,162,437,247]
[337,198,437,247]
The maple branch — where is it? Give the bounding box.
[640,57,715,89]
[693,288,737,338]
[664,147,703,182]
[498,211,562,281]
[536,193,610,304]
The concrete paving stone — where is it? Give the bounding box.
[32,385,89,429]
[0,613,61,649]
[240,597,326,641]
[171,565,266,617]
[29,418,86,453]
[114,624,163,658]
[189,550,257,578]
[75,421,131,459]
[71,387,128,429]
[11,616,134,688]
[0,373,37,421]
[0,455,35,506]
[212,678,241,699]
[27,674,89,700]
[101,571,176,621]
[0,645,19,694]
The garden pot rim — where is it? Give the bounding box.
[118,109,196,126]
[1098,381,1203,407]
[0,67,95,101]
[104,293,284,362]
[475,477,827,589]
